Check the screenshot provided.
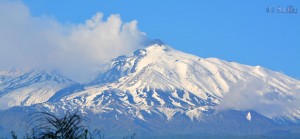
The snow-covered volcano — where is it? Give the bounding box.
[1,42,300,138]
[46,43,300,120]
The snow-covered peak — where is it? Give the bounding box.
[1,42,300,137]
[1,39,300,138]
[0,70,76,110]
[144,43,171,52]
[78,44,300,120]
[2,42,299,122]
[91,43,300,96]
[144,39,166,46]
[134,39,171,56]
[90,43,173,85]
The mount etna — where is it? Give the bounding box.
[0,42,300,138]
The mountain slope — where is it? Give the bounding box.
[0,70,76,110]
[44,43,300,121]
[1,42,300,138]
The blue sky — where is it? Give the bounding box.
[21,0,300,79]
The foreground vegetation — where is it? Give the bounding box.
[8,112,136,139]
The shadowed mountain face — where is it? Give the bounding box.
[0,42,300,138]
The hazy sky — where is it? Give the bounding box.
[1,0,300,81]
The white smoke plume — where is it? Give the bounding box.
[0,1,146,82]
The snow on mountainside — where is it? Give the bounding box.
[39,42,300,121]
[0,70,76,110]
[1,42,300,138]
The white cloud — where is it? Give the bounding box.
[217,77,300,118]
[0,1,146,82]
